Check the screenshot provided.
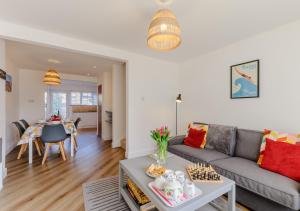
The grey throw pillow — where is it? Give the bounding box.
[206,124,237,156]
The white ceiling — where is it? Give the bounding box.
[1,0,300,62]
[6,41,120,77]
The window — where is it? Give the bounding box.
[70,92,97,105]
[51,92,67,118]
[71,92,81,105]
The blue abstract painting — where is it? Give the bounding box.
[231,60,259,98]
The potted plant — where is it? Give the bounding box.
[150,126,171,165]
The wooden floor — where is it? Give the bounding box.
[0,129,125,211]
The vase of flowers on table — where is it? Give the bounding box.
[150,126,171,165]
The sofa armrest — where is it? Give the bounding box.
[168,135,185,146]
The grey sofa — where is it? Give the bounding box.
[168,124,300,211]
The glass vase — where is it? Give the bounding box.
[156,142,168,165]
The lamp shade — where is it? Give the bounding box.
[147,9,181,51]
[43,69,61,86]
[176,94,182,103]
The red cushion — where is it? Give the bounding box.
[261,139,300,181]
[183,128,206,148]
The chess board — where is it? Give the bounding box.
[186,163,223,183]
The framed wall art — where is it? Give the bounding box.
[231,60,259,99]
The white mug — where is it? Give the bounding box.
[175,171,185,184]
[184,180,196,198]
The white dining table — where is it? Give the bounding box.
[17,121,77,164]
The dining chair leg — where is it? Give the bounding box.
[42,144,50,165]
[24,143,28,152]
[74,137,78,150]
[34,141,42,156]
[58,142,66,161]
[37,138,45,151]
[20,143,27,155]
[17,144,25,159]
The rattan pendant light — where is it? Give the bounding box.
[147,9,181,51]
[43,69,61,86]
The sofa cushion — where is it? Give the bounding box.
[235,129,263,161]
[187,123,209,148]
[167,144,229,163]
[258,129,300,165]
[183,128,206,148]
[211,157,300,210]
[168,135,185,146]
[205,124,237,156]
[261,139,300,182]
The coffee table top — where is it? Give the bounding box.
[120,153,235,211]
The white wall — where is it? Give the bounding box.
[19,69,46,123]
[179,20,300,134]
[5,56,19,153]
[102,71,112,140]
[126,59,179,157]
[112,63,126,148]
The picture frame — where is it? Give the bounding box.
[6,74,12,92]
[230,60,259,99]
[0,68,6,80]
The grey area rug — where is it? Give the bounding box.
[83,176,243,211]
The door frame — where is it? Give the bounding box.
[97,85,102,137]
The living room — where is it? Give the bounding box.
[0,0,299,211]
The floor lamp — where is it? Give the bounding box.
[176,94,182,136]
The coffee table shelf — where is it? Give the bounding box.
[120,187,140,211]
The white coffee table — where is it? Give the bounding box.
[119,153,236,211]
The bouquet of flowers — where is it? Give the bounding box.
[150,126,171,164]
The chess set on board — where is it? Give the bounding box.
[186,163,223,183]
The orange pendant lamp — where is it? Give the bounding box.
[43,69,61,86]
[147,9,181,51]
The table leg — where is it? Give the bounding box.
[228,184,236,211]
[119,165,124,201]
[71,134,74,157]
[29,138,33,164]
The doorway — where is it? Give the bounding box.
[51,92,67,118]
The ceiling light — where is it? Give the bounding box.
[147,9,181,51]
[47,59,61,64]
[43,69,61,86]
